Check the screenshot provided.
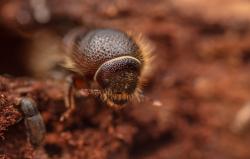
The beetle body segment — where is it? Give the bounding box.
[94,56,141,105]
[71,29,142,75]
[20,98,46,147]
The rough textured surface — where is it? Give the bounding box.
[1,0,250,159]
[76,29,139,67]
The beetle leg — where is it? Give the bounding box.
[60,75,76,121]
[20,97,46,148]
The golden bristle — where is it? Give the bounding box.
[127,31,155,102]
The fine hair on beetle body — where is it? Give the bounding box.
[60,28,155,121]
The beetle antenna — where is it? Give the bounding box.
[77,89,102,97]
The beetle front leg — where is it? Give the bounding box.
[60,75,76,122]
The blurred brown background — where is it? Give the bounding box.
[0,0,250,159]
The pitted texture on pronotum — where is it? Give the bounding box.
[72,29,142,75]
[95,56,141,95]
